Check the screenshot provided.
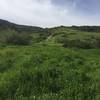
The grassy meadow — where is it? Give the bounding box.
[0,20,100,100]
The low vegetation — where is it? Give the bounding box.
[0,19,100,100]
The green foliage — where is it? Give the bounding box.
[0,45,100,100]
[71,26,100,32]
[5,32,32,45]
[0,20,100,99]
[0,19,49,45]
[49,26,100,49]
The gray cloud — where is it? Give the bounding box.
[0,0,100,27]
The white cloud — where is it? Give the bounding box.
[0,0,100,27]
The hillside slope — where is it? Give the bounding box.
[0,19,100,48]
[0,19,49,45]
[0,19,100,100]
[47,26,100,48]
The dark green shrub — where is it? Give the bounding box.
[5,33,32,45]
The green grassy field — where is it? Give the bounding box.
[0,44,100,100]
[0,20,100,100]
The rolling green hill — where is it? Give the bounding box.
[0,19,100,100]
[0,19,49,45]
[0,19,100,48]
[47,26,100,48]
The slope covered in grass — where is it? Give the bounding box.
[0,44,100,100]
[0,19,100,100]
[0,19,100,48]
[48,26,100,48]
[0,19,49,45]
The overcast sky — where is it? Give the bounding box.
[0,0,100,27]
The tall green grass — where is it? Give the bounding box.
[0,44,100,100]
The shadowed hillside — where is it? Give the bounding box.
[0,19,49,45]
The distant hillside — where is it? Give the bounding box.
[71,26,100,32]
[0,19,49,45]
[0,19,100,48]
[48,26,100,48]
[0,19,47,33]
